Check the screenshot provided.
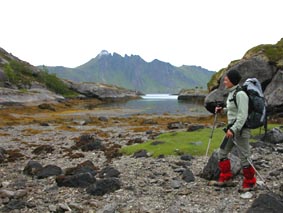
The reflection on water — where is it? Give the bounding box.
[98,94,209,116]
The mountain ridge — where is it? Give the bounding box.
[43,51,214,93]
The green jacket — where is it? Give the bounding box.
[224,85,249,134]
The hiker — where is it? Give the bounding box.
[215,69,256,191]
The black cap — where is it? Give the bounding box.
[226,69,241,85]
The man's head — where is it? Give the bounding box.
[226,69,241,86]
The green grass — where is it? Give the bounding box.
[120,124,280,157]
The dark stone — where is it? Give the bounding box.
[167,122,186,129]
[269,169,282,177]
[10,178,27,189]
[99,166,120,178]
[98,116,108,122]
[38,103,55,111]
[187,124,205,132]
[133,149,148,158]
[56,172,96,188]
[265,70,283,112]
[32,145,54,155]
[86,178,121,196]
[0,147,6,163]
[127,138,143,145]
[81,141,102,152]
[23,160,43,176]
[0,153,4,163]
[65,160,97,176]
[182,169,195,183]
[103,144,122,161]
[68,152,85,159]
[36,165,62,179]
[200,152,220,180]
[200,150,241,180]
[250,141,273,149]
[0,147,6,155]
[246,192,283,213]
[6,149,25,162]
[174,161,191,168]
[2,199,27,211]
[262,128,283,144]
[146,130,153,134]
[180,154,194,161]
[73,134,103,151]
[150,141,165,146]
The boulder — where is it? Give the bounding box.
[23,160,43,176]
[200,150,241,180]
[0,87,64,105]
[246,192,283,213]
[64,80,140,101]
[264,70,283,113]
[99,166,120,178]
[262,128,283,144]
[86,178,121,196]
[64,160,97,177]
[72,134,103,152]
[35,165,63,179]
[182,168,195,183]
[205,56,282,114]
[56,173,96,188]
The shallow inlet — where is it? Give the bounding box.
[98,94,210,117]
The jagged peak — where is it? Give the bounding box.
[98,50,110,58]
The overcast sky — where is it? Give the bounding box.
[1,0,282,71]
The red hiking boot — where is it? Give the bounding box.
[218,158,233,183]
[240,165,256,192]
[208,158,234,187]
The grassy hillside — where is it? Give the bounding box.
[0,49,77,97]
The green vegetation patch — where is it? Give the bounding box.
[3,59,78,97]
[36,70,77,97]
[121,128,224,157]
[120,124,280,157]
[246,39,283,68]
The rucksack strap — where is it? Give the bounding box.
[231,86,245,135]
[232,86,242,108]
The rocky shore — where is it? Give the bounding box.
[0,101,283,212]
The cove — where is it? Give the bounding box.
[98,94,210,116]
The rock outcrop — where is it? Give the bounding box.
[63,80,141,101]
[205,38,283,114]
[0,87,64,105]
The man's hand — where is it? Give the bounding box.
[215,106,223,113]
[226,129,234,138]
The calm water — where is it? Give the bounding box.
[98,94,210,116]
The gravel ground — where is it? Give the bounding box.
[0,107,282,212]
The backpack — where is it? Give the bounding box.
[233,78,267,131]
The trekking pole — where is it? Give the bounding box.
[232,139,272,191]
[205,112,218,157]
